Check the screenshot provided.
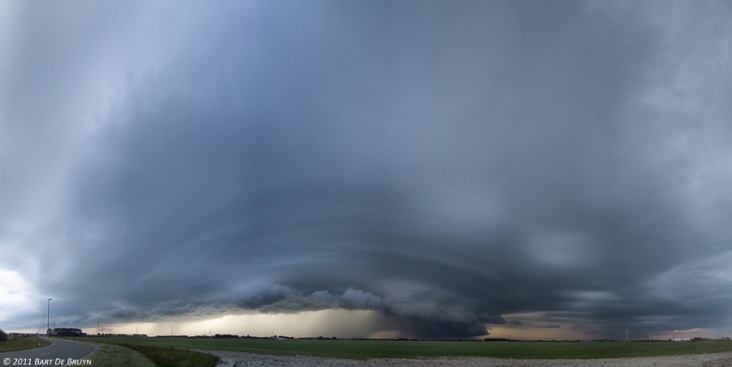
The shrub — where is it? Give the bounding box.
[0,329,7,342]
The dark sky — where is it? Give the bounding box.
[2,0,732,339]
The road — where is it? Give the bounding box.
[0,338,96,366]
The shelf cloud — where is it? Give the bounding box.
[2,0,732,339]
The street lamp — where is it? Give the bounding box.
[41,315,46,336]
[47,298,52,339]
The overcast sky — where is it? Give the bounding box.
[2,0,732,339]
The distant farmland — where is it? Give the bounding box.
[78,336,732,360]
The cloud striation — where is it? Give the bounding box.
[2,0,732,339]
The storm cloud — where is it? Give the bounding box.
[2,1,732,339]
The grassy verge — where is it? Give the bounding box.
[78,336,732,360]
[87,343,156,367]
[81,339,218,367]
[0,336,52,352]
[113,344,220,367]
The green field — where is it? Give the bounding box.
[0,336,52,352]
[79,337,732,360]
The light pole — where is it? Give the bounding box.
[47,298,52,339]
[41,315,46,336]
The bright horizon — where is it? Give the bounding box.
[8,310,723,342]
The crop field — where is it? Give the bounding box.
[79,337,732,360]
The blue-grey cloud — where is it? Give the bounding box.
[2,0,732,339]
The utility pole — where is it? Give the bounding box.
[47,299,52,339]
[625,329,629,342]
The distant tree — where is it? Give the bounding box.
[0,329,8,342]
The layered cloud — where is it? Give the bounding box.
[2,1,732,339]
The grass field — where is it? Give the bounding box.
[0,336,52,352]
[79,336,732,360]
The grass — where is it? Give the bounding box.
[81,340,218,367]
[78,336,732,360]
[114,344,220,367]
[0,336,52,352]
[87,343,156,367]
